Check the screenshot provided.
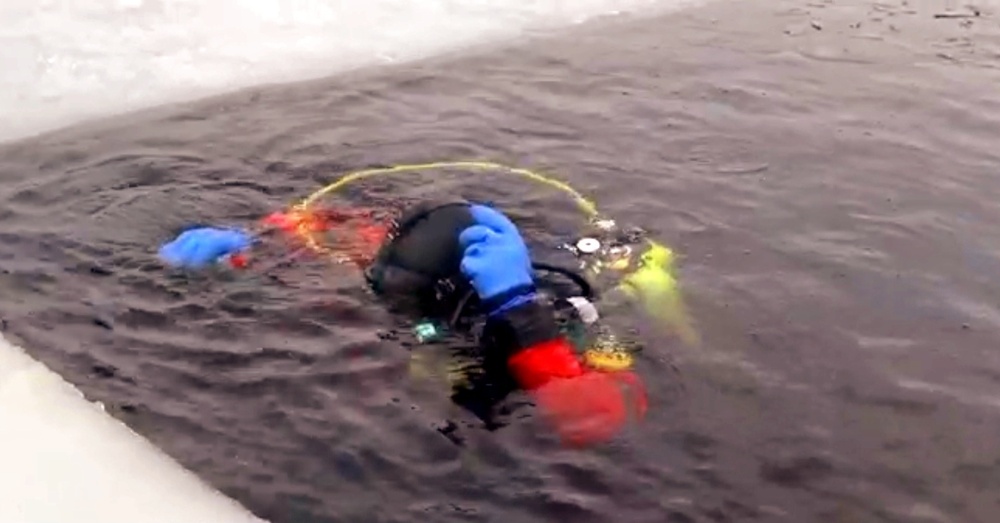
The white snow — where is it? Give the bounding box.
[0,334,266,523]
[0,0,701,144]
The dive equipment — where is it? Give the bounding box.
[258,160,696,355]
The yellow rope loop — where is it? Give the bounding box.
[291,161,602,264]
[281,160,696,349]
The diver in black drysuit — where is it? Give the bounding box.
[159,198,643,445]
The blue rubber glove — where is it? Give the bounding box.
[459,205,536,314]
[158,227,252,269]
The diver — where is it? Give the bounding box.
[158,200,648,446]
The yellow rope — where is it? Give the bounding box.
[281,160,695,361]
[290,161,601,263]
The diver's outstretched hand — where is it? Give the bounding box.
[158,227,251,269]
[458,205,534,311]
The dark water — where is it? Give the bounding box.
[3,0,1000,521]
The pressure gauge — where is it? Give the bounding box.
[576,237,601,254]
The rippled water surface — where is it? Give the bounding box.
[3,1,1000,522]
